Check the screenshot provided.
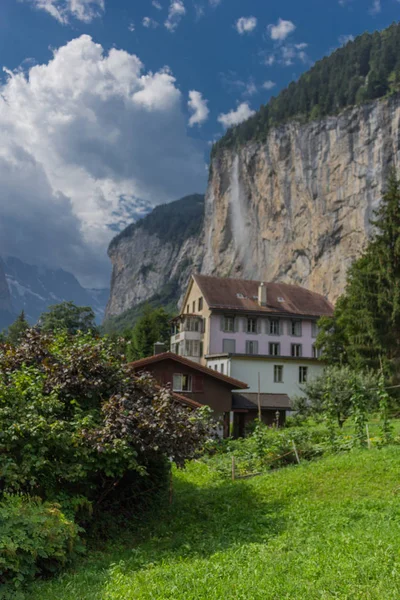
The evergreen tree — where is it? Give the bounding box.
[6,311,29,345]
[130,306,171,360]
[318,172,400,376]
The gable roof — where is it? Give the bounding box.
[232,392,291,410]
[193,274,333,318]
[170,390,203,409]
[129,351,248,390]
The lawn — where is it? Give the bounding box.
[28,447,400,600]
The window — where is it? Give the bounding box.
[291,320,302,336]
[184,340,200,357]
[192,301,195,313]
[223,339,236,354]
[246,340,258,355]
[220,363,224,374]
[274,365,283,383]
[312,345,322,359]
[198,297,203,311]
[269,342,280,356]
[247,317,257,333]
[311,322,319,338]
[186,304,189,313]
[214,364,218,371]
[269,319,280,335]
[299,367,308,384]
[186,317,200,332]
[223,316,235,332]
[291,344,302,358]
[173,374,192,392]
[200,342,203,357]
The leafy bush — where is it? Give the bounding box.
[0,494,82,595]
[0,330,211,516]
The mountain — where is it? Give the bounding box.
[104,194,204,329]
[105,23,400,327]
[0,258,16,330]
[3,256,109,326]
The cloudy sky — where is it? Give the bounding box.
[0,0,398,287]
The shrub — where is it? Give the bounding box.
[0,494,82,595]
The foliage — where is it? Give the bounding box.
[28,447,400,600]
[292,365,379,428]
[39,301,97,335]
[128,305,172,360]
[5,311,29,346]
[378,374,394,444]
[212,22,400,155]
[0,494,82,594]
[317,172,400,378]
[0,330,211,511]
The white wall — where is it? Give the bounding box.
[228,357,324,398]
[206,358,230,377]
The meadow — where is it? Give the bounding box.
[28,445,400,600]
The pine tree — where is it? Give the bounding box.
[7,311,29,345]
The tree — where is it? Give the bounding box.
[0,330,211,513]
[130,306,171,360]
[292,365,379,428]
[6,310,29,345]
[39,301,97,335]
[317,172,400,377]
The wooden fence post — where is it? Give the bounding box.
[292,440,300,464]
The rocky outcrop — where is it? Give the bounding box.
[203,96,400,301]
[105,194,204,320]
[105,95,400,324]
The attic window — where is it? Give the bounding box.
[252,295,258,300]
[277,297,285,303]
[236,293,245,299]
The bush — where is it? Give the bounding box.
[0,494,82,595]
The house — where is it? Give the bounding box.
[128,351,249,437]
[170,274,334,414]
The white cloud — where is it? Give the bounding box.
[165,0,186,31]
[188,91,209,127]
[235,16,257,35]
[261,42,308,67]
[338,34,354,45]
[27,0,104,24]
[262,80,276,90]
[369,0,381,14]
[209,0,221,6]
[128,22,135,31]
[152,0,162,8]
[267,18,296,41]
[264,55,275,66]
[143,16,159,27]
[218,102,255,128]
[0,35,206,286]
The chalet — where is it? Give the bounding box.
[170,274,334,415]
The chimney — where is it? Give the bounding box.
[153,342,166,355]
[258,282,267,307]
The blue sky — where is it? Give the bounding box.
[0,0,399,286]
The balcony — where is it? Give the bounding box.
[170,315,204,363]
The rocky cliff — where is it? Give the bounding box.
[105,194,205,323]
[202,95,400,301]
[0,258,15,330]
[105,94,400,326]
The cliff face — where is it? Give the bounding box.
[203,96,400,301]
[105,194,205,320]
[105,95,400,325]
[0,258,15,330]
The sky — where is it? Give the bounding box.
[0,0,399,288]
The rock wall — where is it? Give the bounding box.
[202,96,400,301]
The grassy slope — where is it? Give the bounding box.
[29,447,400,600]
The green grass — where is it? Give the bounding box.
[27,446,400,600]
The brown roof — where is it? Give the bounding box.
[129,352,248,390]
[232,392,291,410]
[170,390,203,409]
[193,274,333,318]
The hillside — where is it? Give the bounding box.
[105,194,205,328]
[212,22,400,155]
[29,447,400,599]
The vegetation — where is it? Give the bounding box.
[5,310,29,345]
[317,171,400,379]
[212,22,400,155]
[0,329,211,593]
[39,300,97,334]
[108,194,204,250]
[27,446,400,600]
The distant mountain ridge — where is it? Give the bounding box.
[1,256,109,329]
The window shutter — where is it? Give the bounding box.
[234,317,239,332]
[193,375,204,392]
[257,319,262,334]
[220,316,225,331]
[254,341,259,354]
